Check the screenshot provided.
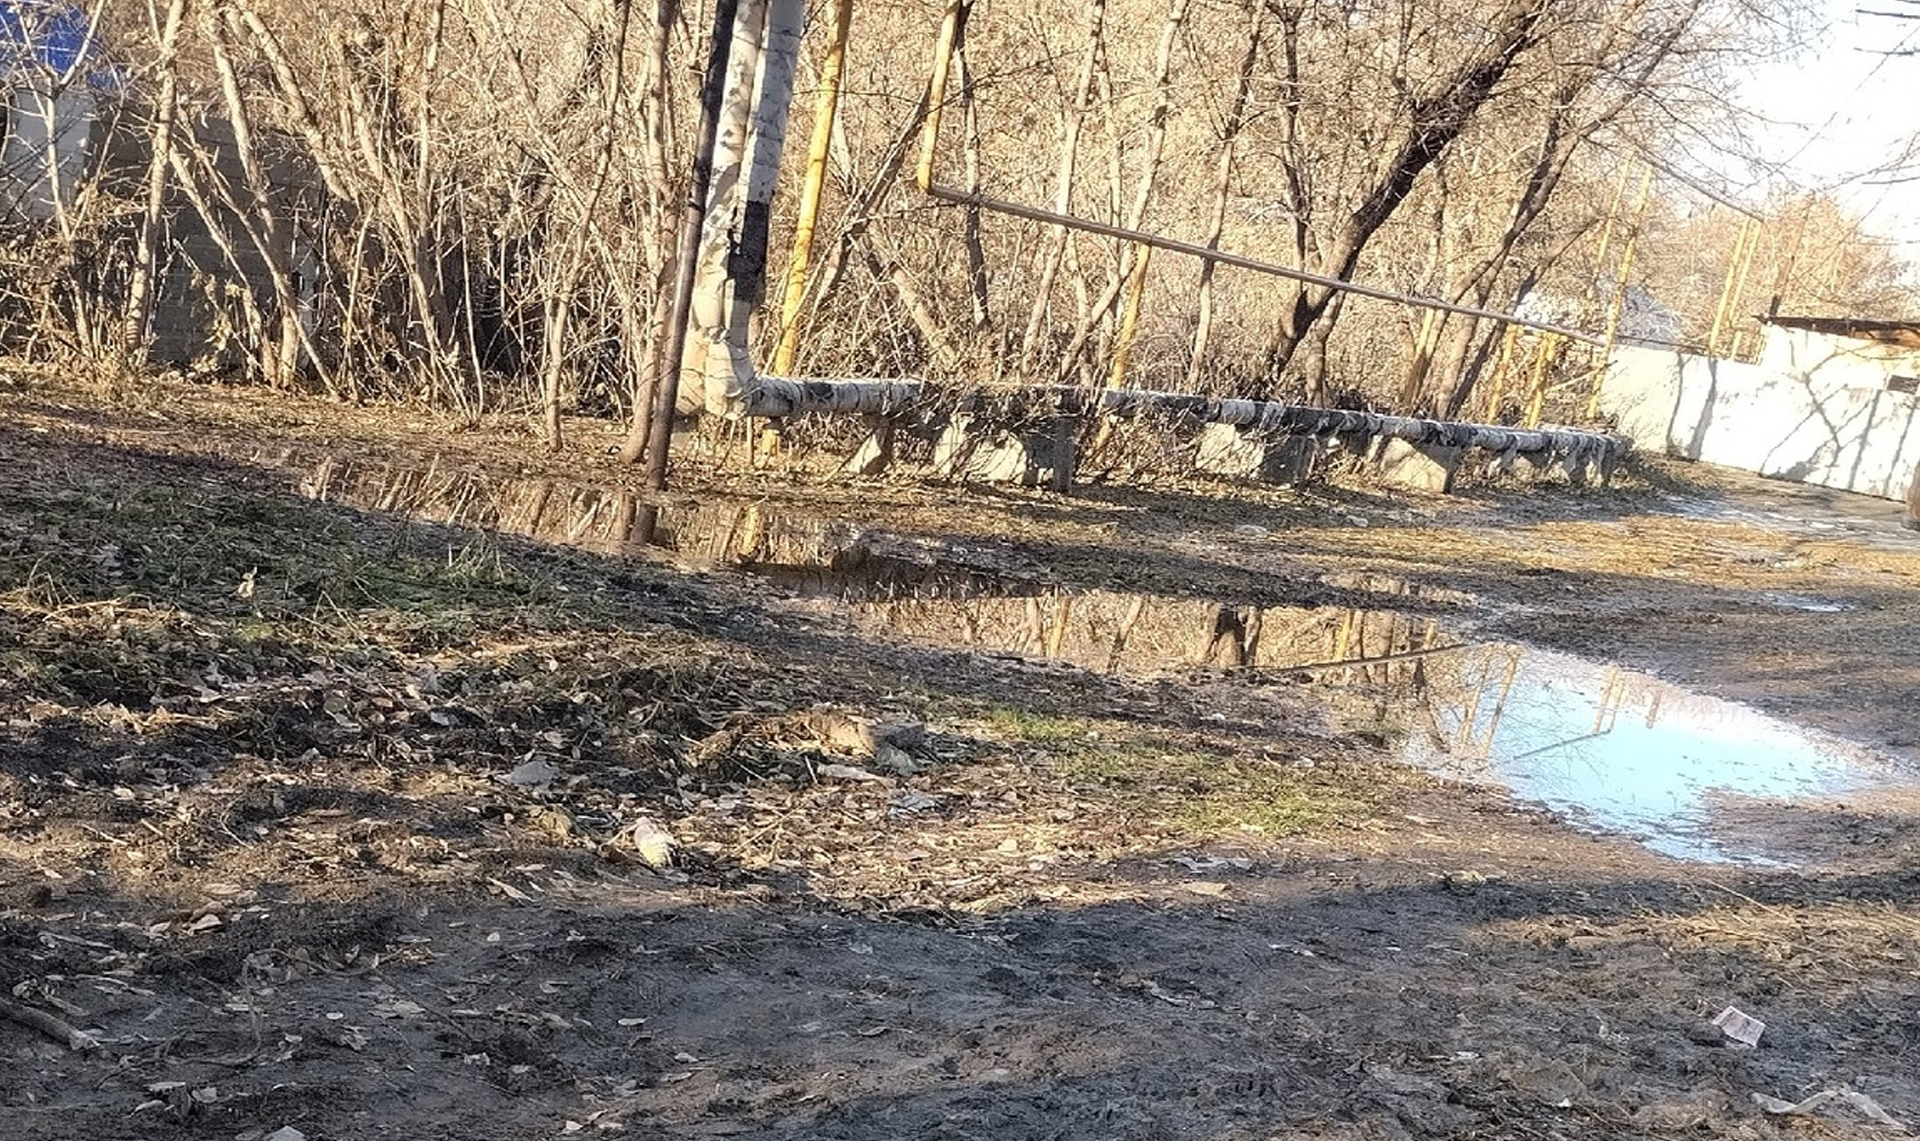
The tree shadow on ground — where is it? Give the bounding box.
[8,833,1920,1141]
[5,425,1920,1139]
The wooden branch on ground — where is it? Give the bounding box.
[0,997,100,1052]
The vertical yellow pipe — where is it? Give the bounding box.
[1593,668,1620,734]
[1482,322,1519,420]
[1583,164,1633,310]
[1707,217,1756,357]
[1400,307,1440,408]
[1045,596,1072,657]
[1725,221,1764,360]
[1107,245,1153,386]
[771,0,854,375]
[1586,165,1653,419]
[1524,333,1560,428]
[915,0,964,192]
[1333,609,1355,662]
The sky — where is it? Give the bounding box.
[1737,0,1920,242]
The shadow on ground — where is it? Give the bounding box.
[3,411,1919,1140]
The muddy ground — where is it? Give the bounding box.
[2,380,1918,1140]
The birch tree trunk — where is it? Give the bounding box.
[684,0,767,411]
[123,0,190,366]
[1186,12,1259,391]
[1017,0,1105,367]
[692,0,802,414]
[730,0,803,339]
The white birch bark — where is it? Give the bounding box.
[707,0,802,407]
[683,0,769,411]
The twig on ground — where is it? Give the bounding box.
[0,997,102,1052]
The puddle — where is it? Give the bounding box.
[1370,643,1908,863]
[1759,592,1855,614]
[1659,492,1916,553]
[269,446,1445,673]
[267,448,1911,864]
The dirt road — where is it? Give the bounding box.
[3,382,1918,1139]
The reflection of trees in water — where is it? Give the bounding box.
[294,450,654,553]
[1376,642,1722,779]
[270,469,1503,686]
[848,593,1473,681]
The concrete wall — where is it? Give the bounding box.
[90,111,326,368]
[1757,326,1920,393]
[1603,345,1920,502]
[1,86,92,220]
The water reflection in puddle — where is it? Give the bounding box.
[273,452,1907,864]
[1376,644,1904,863]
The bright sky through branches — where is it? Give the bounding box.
[1741,0,1920,241]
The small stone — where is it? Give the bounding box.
[878,720,928,751]
[502,760,559,788]
[874,742,919,776]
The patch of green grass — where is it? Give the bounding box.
[984,706,1088,744]
[1179,777,1355,837]
[2,462,544,632]
[1051,729,1370,839]
[0,447,592,719]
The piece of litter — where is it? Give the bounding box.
[1753,1088,1908,1130]
[1711,1005,1764,1047]
[818,763,888,783]
[263,1129,308,1141]
[618,816,676,868]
